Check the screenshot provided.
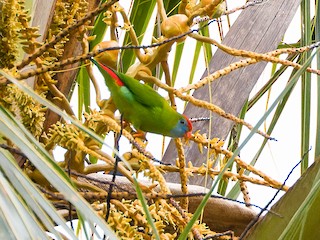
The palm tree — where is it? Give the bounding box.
[0,0,319,239]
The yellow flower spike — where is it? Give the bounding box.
[175,158,180,168]
[193,131,207,153]
[184,166,194,178]
[191,133,289,190]
[197,142,204,154]
[148,183,158,191]
[208,138,224,158]
[130,149,171,194]
[239,181,251,206]
[206,160,214,169]
[1,84,45,139]
[0,0,26,67]
[174,138,189,209]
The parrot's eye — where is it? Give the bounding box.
[180,119,186,124]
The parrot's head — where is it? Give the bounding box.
[170,115,193,138]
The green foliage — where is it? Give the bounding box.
[244,158,320,239]
[1,0,320,239]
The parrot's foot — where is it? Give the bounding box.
[132,130,147,140]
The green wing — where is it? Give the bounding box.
[117,71,167,108]
[92,58,167,108]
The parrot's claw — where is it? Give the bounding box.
[132,130,147,140]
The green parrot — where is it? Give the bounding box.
[91,58,192,138]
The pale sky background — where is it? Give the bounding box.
[70,1,316,210]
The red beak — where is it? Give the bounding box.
[182,114,192,139]
[184,131,192,139]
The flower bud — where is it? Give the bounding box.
[93,41,119,68]
[161,14,189,42]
